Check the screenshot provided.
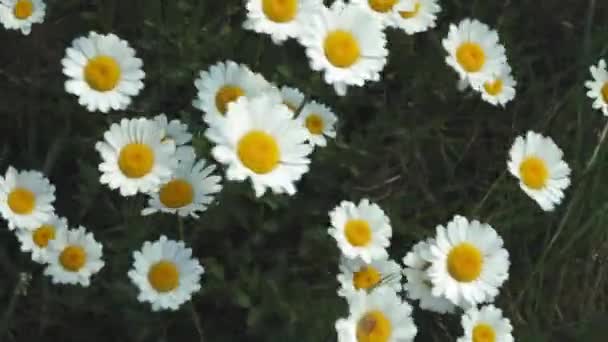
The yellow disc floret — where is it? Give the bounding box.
[601,82,608,103]
[305,114,324,135]
[472,323,496,342]
[148,260,180,292]
[159,179,194,208]
[356,310,392,342]
[353,266,381,290]
[262,0,298,23]
[324,30,361,68]
[519,156,549,189]
[484,79,504,96]
[237,131,280,174]
[456,42,486,72]
[215,85,245,114]
[447,243,483,282]
[344,219,372,247]
[368,0,397,13]
[118,143,155,178]
[13,0,34,20]
[33,225,56,247]
[399,2,421,18]
[7,187,36,215]
[59,245,87,272]
[84,56,121,92]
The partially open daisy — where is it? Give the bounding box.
[62,32,145,113]
[0,166,55,230]
[349,0,408,28]
[44,226,104,287]
[154,113,192,146]
[128,235,204,311]
[95,117,178,197]
[141,157,222,218]
[205,94,312,197]
[328,199,392,263]
[299,2,388,96]
[507,131,571,211]
[297,100,338,147]
[426,216,509,308]
[585,59,608,116]
[443,18,507,88]
[243,0,322,44]
[391,0,441,35]
[280,86,305,112]
[337,256,402,297]
[457,305,514,342]
[15,214,67,264]
[479,63,516,107]
[0,0,45,35]
[335,286,417,342]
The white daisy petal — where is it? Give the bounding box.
[585,59,608,116]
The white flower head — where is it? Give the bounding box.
[297,100,338,147]
[349,0,409,28]
[457,305,514,342]
[337,256,402,297]
[391,0,441,35]
[479,63,516,107]
[585,59,608,116]
[15,214,68,263]
[0,0,45,35]
[153,113,192,146]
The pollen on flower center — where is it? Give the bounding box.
[519,156,549,189]
[601,82,608,103]
[344,219,372,247]
[159,179,194,208]
[59,245,87,272]
[472,323,496,342]
[33,225,56,247]
[7,187,36,215]
[215,85,244,114]
[84,55,121,92]
[118,143,155,179]
[237,130,281,174]
[484,79,503,96]
[447,243,483,282]
[305,114,324,135]
[356,310,392,342]
[353,266,381,290]
[262,0,298,23]
[13,0,34,20]
[456,42,486,72]
[399,2,421,18]
[368,0,398,13]
[324,30,361,68]
[148,260,180,292]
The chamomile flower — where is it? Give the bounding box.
[44,226,104,287]
[337,256,402,297]
[0,166,55,230]
[62,32,145,113]
[479,64,516,107]
[141,157,222,218]
[507,131,571,211]
[95,117,178,197]
[15,215,67,263]
[443,18,507,88]
[299,2,388,96]
[205,94,312,197]
[349,0,408,28]
[392,0,441,35]
[128,236,204,311]
[328,199,392,263]
[0,0,45,35]
[426,215,510,308]
[402,239,456,314]
[297,100,338,147]
[154,113,192,146]
[335,286,417,342]
[280,86,305,112]
[584,59,608,116]
[457,305,514,342]
[243,0,322,44]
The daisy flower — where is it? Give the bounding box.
[297,100,338,147]
[328,199,392,263]
[153,113,192,146]
[128,235,204,311]
[95,117,178,197]
[585,59,608,116]
[141,157,222,218]
[337,256,402,297]
[0,0,45,35]
[280,85,305,112]
[205,94,312,197]
[243,0,322,44]
[443,18,507,88]
[349,0,408,28]
[62,31,145,113]
[402,239,456,314]
[0,166,55,230]
[507,131,571,211]
[392,0,441,35]
[44,226,104,287]
[457,305,514,342]
[15,214,67,263]
[335,286,417,342]
[299,2,388,96]
[479,63,516,107]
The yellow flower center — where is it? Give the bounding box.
[305,114,324,135]
[456,42,486,73]
[237,131,280,174]
[7,187,36,215]
[59,245,87,272]
[159,179,194,208]
[472,323,496,342]
[368,0,397,12]
[84,56,121,92]
[483,79,503,96]
[447,243,483,282]
[324,30,361,68]
[519,156,549,189]
[601,82,608,103]
[356,310,392,342]
[353,266,381,290]
[32,225,56,247]
[118,143,155,179]
[344,219,372,247]
[13,0,34,19]
[148,260,180,292]
[262,0,298,23]
[215,85,244,114]
[399,2,421,18]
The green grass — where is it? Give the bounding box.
[1,0,608,341]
